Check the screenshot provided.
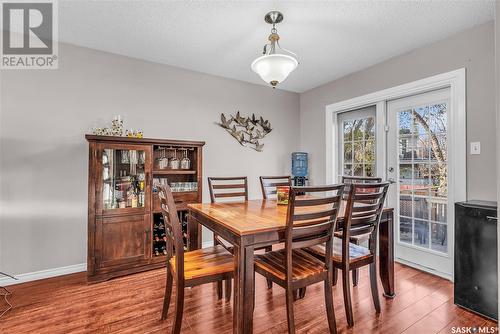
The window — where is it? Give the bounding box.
[339,111,376,176]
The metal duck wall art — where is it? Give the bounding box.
[217,111,272,152]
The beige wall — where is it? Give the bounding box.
[300,22,497,201]
[0,43,300,275]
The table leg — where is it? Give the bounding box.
[379,211,395,298]
[233,244,255,334]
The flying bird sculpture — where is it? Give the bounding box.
[217,111,272,152]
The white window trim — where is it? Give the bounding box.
[325,69,466,279]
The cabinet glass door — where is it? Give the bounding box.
[100,145,150,213]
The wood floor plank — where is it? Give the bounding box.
[0,263,496,333]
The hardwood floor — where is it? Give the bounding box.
[0,263,496,333]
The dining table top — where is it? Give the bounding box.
[188,199,393,236]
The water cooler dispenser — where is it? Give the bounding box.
[292,152,308,187]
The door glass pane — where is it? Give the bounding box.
[414,220,429,248]
[400,217,412,244]
[414,135,430,161]
[103,148,146,210]
[397,102,448,254]
[399,195,412,217]
[430,200,447,223]
[431,223,447,252]
[414,197,428,220]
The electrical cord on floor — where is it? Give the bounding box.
[0,272,18,319]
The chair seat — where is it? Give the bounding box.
[169,245,234,281]
[254,249,326,282]
[307,238,372,265]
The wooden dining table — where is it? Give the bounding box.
[188,199,395,334]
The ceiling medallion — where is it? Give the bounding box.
[251,11,298,88]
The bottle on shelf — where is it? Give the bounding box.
[154,247,160,257]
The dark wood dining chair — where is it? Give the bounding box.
[259,175,292,199]
[254,184,344,334]
[307,182,390,327]
[207,176,272,295]
[158,185,234,334]
[260,175,304,297]
[339,175,382,286]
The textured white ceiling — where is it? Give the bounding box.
[58,1,494,92]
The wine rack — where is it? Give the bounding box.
[152,212,189,257]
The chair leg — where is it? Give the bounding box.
[299,287,306,299]
[224,278,232,302]
[285,287,296,334]
[161,268,173,320]
[369,262,381,313]
[172,282,185,334]
[352,239,360,287]
[216,280,223,300]
[324,275,337,334]
[265,246,273,289]
[352,269,359,287]
[253,272,256,313]
[333,268,338,286]
[342,269,354,327]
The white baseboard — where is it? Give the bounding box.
[0,241,216,287]
[396,258,453,282]
[0,263,87,286]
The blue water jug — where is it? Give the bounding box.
[292,152,308,177]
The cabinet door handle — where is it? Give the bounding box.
[486,216,498,221]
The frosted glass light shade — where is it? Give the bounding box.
[251,54,298,87]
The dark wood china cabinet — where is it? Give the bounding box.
[86,135,204,283]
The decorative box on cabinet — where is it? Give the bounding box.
[86,135,204,283]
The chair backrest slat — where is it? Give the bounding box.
[293,195,342,207]
[293,209,339,222]
[158,184,184,283]
[284,184,344,283]
[341,175,382,200]
[260,176,291,200]
[208,177,248,203]
[214,192,247,198]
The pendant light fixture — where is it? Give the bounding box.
[251,11,298,88]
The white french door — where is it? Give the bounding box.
[387,88,453,278]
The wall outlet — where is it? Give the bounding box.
[470,142,481,155]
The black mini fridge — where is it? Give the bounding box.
[454,200,498,320]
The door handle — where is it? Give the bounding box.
[387,178,397,184]
[486,216,498,221]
